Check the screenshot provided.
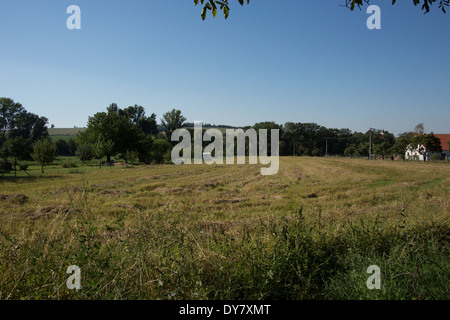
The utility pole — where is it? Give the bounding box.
[368,128,376,160]
[326,139,328,157]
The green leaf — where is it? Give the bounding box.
[201,7,207,20]
[224,6,229,19]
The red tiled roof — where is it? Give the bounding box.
[435,134,450,151]
[414,133,450,151]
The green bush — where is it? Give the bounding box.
[62,159,77,168]
[431,154,441,162]
[150,139,172,164]
[76,143,94,163]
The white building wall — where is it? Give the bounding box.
[405,144,450,161]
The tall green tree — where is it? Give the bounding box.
[253,122,282,156]
[92,136,114,168]
[120,105,158,136]
[119,105,146,126]
[344,144,357,157]
[356,142,370,158]
[0,98,49,160]
[411,133,442,161]
[161,109,187,143]
[374,141,394,159]
[7,111,48,141]
[79,104,145,163]
[0,98,24,141]
[393,132,415,160]
[1,136,31,161]
[1,137,30,176]
[414,123,425,135]
[32,139,57,173]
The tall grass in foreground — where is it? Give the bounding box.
[1,188,448,300]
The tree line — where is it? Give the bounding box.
[0,98,55,173]
[241,122,442,160]
[0,97,445,174]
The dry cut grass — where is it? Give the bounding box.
[0,157,448,300]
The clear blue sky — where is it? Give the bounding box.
[1,0,449,135]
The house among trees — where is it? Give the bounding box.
[405,134,450,161]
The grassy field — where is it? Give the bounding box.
[0,157,448,300]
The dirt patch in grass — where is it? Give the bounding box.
[200,181,221,189]
[152,187,185,195]
[194,219,257,234]
[1,194,29,205]
[113,203,150,210]
[212,198,247,204]
[304,193,318,199]
[113,203,135,210]
[25,205,73,220]
[135,175,163,182]
[49,186,81,195]
[98,189,128,196]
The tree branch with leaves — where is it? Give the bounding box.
[194,0,250,20]
[345,0,449,13]
[194,0,448,21]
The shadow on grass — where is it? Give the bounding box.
[0,172,78,182]
[0,164,121,181]
[0,174,71,182]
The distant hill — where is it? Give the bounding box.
[48,128,85,136]
[48,128,85,142]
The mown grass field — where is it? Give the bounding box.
[0,157,448,300]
